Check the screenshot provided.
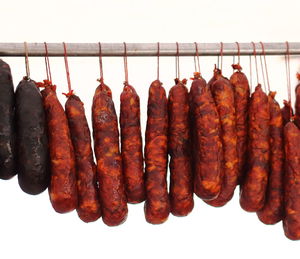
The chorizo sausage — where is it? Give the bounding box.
[65,94,101,222]
[120,83,145,204]
[283,121,300,240]
[191,79,223,201]
[206,71,238,207]
[144,80,170,224]
[293,78,300,129]
[92,82,128,226]
[15,79,50,195]
[257,91,284,224]
[39,81,77,213]
[240,84,270,212]
[207,66,222,88]
[281,100,293,126]
[0,59,16,180]
[168,79,194,216]
[229,65,250,183]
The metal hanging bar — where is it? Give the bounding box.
[0,42,300,57]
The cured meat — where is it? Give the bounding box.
[0,59,16,180]
[39,81,77,213]
[283,121,300,240]
[240,85,270,212]
[92,82,128,226]
[65,94,101,222]
[281,100,293,126]
[168,79,193,216]
[257,91,284,224]
[15,79,49,194]
[120,83,145,204]
[294,78,300,128]
[144,80,170,224]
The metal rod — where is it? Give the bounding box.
[0,42,299,57]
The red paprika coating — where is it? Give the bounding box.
[240,85,270,212]
[191,82,223,200]
[120,83,145,204]
[65,94,101,222]
[229,66,250,183]
[168,79,194,216]
[281,100,293,126]
[257,92,284,224]
[144,80,170,224]
[206,72,238,207]
[293,80,300,129]
[283,121,300,240]
[92,82,128,226]
[40,83,77,213]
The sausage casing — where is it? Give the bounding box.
[257,92,284,224]
[168,80,193,216]
[281,100,293,126]
[0,59,16,180]
[15,79,50,195]
[65,94,101,222]
[283,121,300,240]
[120,84,145,204]
[294,82,300,129]
[240,84,270,212]
[92,83,128,226]
[41,83,77,213]
[144,80,170,224]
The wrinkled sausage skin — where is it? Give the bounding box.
[92,83,128,226]
[257,92,284,224]
[65,94,101,222]
[230,67,250,183]
[206,72,238,207]
[283,121,300,240]
[120,84,145,204]
[15,79,50,195]
[168,80,193,216]
[281,100,293,126]
[144,80,170,224]
[294,81,300,129]
[41,84,77,213]
[0,59,16,180]
[240,85,270,212]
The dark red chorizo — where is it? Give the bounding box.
[229,65,250,183]
[144,80,170,224]
[240,84,270,212]
[0,59,16,180]
[207,66,222,88]
[65,94,101,222]
[168,79,193,216]
[92,82,128,226]
[191,79,223,201]
[281,100,293,126]
[120,83,145,204]
[283,121,300,240]
[40,81,77,213]
[257,91,284,224]
[206,71,238,207]
[293,78,300,129]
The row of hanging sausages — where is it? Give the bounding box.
[0,58,300,240]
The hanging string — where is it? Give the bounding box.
[251,42,259,85]
[63,42,73,96]
[175,42,180,80]
[98,42,104,83]
[232,55,235,73]
[44,42,52,83]
[235,42,241,65]
[157,42,160,81]
[285,41,292,120]
[123,42,129,85]
[24,42,30,80]
[220,42,224,71]
[249,55,253,92]
[194,42,200,73]
[260,42,270,92]
[259,55,267,92]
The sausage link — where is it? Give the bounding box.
[15,79,49,195]
[240,84,270,212]
[0,59,16,180]
[229,66,250,183]
[120,84,145,204]
[41,83,77,213]
[206,72,238,207]
[144,80,170,224]
[257,92,284,224]
[168,79,193,216]
[281,100,293,126]
[191,80,223,200]
[283,121,300,240]
[293,81,300,128]
[92,83,128,226]
[65,94,101,222]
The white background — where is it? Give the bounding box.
[0,0,300,258]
